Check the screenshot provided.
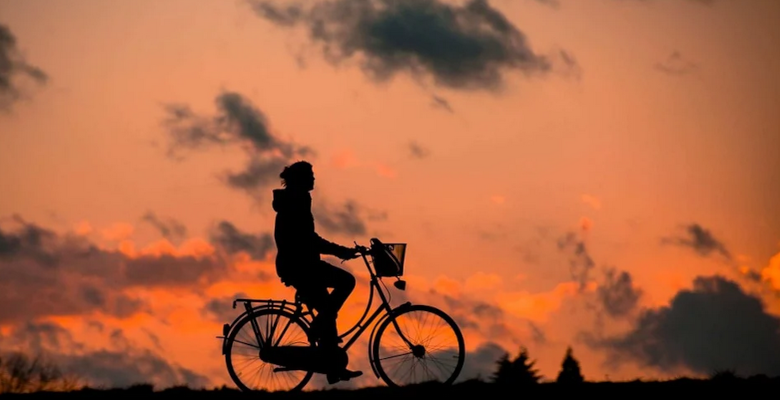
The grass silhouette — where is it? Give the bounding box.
[0,376,778,399]
[3,349,778,398]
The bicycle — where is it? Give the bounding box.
[216,237,466,392]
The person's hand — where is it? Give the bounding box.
[338,247,360,261]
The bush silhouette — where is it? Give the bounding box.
[0,351,80,394]
[556,346,584,384]
[491,346,542,386]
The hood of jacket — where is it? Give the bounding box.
[272,188,310,213]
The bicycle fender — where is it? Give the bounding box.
[367,301,413,377]
[220,302,307,355]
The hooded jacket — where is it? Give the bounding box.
[272,188,355,286]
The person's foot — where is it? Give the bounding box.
[326,369,363,384]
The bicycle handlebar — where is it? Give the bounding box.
[353,242,370,254]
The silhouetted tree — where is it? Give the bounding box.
[512,347,542,385]
[491,347,541,386]
[556,346,584,384]
[491,352,514,386]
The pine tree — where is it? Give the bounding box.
[512,347,542,385]
[491,352,514,386]
[556,346,584,384]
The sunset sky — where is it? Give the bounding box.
[1,0,780,391]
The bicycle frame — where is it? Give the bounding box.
[219,245,416,376]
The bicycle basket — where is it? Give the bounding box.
[369,238,406,278]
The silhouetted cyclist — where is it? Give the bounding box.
[271,160,363,383]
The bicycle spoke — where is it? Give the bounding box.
[373,306,464,387]
[226,309,314,392]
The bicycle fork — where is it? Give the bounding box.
[387,314,427,359]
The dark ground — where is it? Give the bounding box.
[2,377,780,399]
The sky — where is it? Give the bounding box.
[1,0,780,391]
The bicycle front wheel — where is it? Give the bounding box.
[225,308,314,392]
[372,304,465,387]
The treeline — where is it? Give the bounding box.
[486,345,776,385]
[490,346,584,385]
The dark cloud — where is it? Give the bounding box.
[458,341,507,381]
[587,275,780,377]
[0,215,229,323]
[209,220,274,261]
[557,231,595,291]
[0,24,48,112]
[201,292,251,323]
[597,267,642,318]
[654,51,698,76]
[160,91,312,198]
[437,291,515,342]
[248,0,567,91]
[140,211,187,242]
[661,223,731,260]
[313,199,368,236]
[613,0,716,5]
[0,322,209,389]
[408,141,431,159]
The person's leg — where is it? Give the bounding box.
[313,260,356,317]
[302,261,356,346]
[295,284,331,341]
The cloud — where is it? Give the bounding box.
[458,341,507,381]
[0,322,209,389]
[140,211,187,242]
[556,231,595,291]
[312,199,369,236]
[587,275,780,377]
[209,220,274,261]
[160,91,312,199]
[0,24,48,112]
[201,291,251,323]
[760,251,780,291]
[597,267,642,318]
[661,223,731,260]
[654,51,698,76]
[248,0,567,91]
[0,215,229,323]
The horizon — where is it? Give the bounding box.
[1,0,779,393]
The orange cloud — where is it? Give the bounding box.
[491,195,505,204]
[465,271,503,292]
[433,275,463,297]
[761,251,780,291]
[101,222,134,241]
[74,220,93,235]
[127,238,216,259]
[496,281,595,323]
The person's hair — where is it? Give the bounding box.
[280,160,313,188]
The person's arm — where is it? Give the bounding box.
[313,232,357,259]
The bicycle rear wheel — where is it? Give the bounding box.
[225,308,314,392]
[371,304,465,387]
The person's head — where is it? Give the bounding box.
[280,160,315,191]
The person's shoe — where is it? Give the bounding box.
[326,369,363,384]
